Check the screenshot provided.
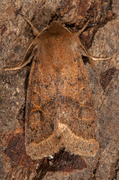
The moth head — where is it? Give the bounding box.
[46,21,71,36]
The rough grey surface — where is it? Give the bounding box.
[0,0,118,179]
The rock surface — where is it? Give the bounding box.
[0,0,118,179]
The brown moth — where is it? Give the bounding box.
[4,14,109,160]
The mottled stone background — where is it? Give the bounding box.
[0,0,119,180]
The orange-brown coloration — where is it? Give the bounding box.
[4,19,99,160]
[25,21,99,159]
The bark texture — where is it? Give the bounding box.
[0,0,119,180]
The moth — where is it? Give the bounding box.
[4,14,109,160]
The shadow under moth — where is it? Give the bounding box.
[4,14,109,160]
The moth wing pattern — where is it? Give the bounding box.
[25,47,64,160]
[25,21,99,160]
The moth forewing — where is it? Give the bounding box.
[4,16,100,160]
[24,21,99,160]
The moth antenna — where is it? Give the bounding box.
[19,13,40,37]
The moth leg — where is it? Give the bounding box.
[20,13,40,37]
[73,20,110,75]
[75,20,90,36]
[80,40,110,76]
[4,53,34,71]
[81,40,110,61]
[4,16,47,71]
[88,56,111,61]
[87,55,101,76]
[76,20,109,59]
